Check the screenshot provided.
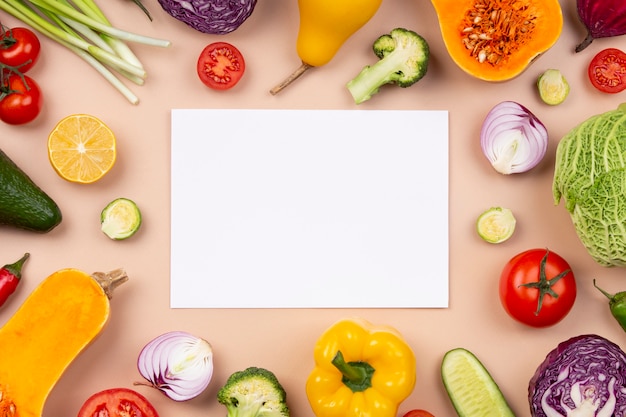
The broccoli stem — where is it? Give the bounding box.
[347,54,403,104]
[228,400,265,417]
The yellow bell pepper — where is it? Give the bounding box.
[296,0,383,67]
[306,318,417,417]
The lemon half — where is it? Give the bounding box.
[48,114,116,184]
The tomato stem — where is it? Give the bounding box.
[0,25,30,98]
[0,24,17,48]
[519,249,571,316]
[0,67,31,99]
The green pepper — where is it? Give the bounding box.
[594,279,626,332]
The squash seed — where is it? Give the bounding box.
[459,0,537,66]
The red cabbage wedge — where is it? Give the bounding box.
[576,0,626,52]
[158,0,257,34]
[528,334,626,416]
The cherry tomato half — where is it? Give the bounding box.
[77,388,159,417]
[0,74,43,125]
[499,248,576,328]
[197,41,245,90]
[0,27,41,72]
[403,409,436,417]
[588,48,626,94]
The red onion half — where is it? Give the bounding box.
[137,331,214,401]
[480,101,548,175]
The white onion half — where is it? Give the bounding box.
[480,101,548,174]
[137,330,214,401]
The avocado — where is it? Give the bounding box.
[0,149,62,232]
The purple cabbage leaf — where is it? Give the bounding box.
[157,0,257,34]
[529,334,626,417]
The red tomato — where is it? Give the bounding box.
[0,27,41,72]
[588,48,626,94]
[77,388,159,417]
[0,74,43,125]
[499,248,576,328]
[197,42,245,90]
[403,410,436,417]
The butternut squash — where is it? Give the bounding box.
[270,0,382,95]
[431,0,563,81]
[0,268,127,417]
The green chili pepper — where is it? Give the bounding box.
[594,279,626,332]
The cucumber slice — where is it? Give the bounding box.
[476,207,516,243]
[441,348,516,417]
[101,198,142,240]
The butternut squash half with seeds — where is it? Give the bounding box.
[431,0,563,81]
[0,268,127,417]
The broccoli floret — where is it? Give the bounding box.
[217,367,290,417]
[346,28,430,104]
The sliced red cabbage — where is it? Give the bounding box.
[528,334,626,417]
[157,0,257,34]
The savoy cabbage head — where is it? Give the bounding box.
[553,103,626,267]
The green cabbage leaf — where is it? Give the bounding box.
[553,103,626,267]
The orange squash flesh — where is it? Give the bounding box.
[431,0,563,81]
[0,268,127,417]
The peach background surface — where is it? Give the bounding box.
[2,0,626,416]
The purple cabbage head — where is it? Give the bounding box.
[529,334,626,417]
[157,0,257,34]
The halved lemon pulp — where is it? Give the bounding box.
[48,114,116,184]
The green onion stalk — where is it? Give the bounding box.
[0,0,170,104]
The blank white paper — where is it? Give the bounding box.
[170,109,449,308]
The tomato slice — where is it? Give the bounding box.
[197,42,245,90]
[588,48,626,94]
[0,27,41,72]
[77,388,159,417]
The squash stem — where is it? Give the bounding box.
[91,268,128,299]
[270,62,312,95]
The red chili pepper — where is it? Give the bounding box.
[0,253,29,307]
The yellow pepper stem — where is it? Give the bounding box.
[331,350,375,393]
